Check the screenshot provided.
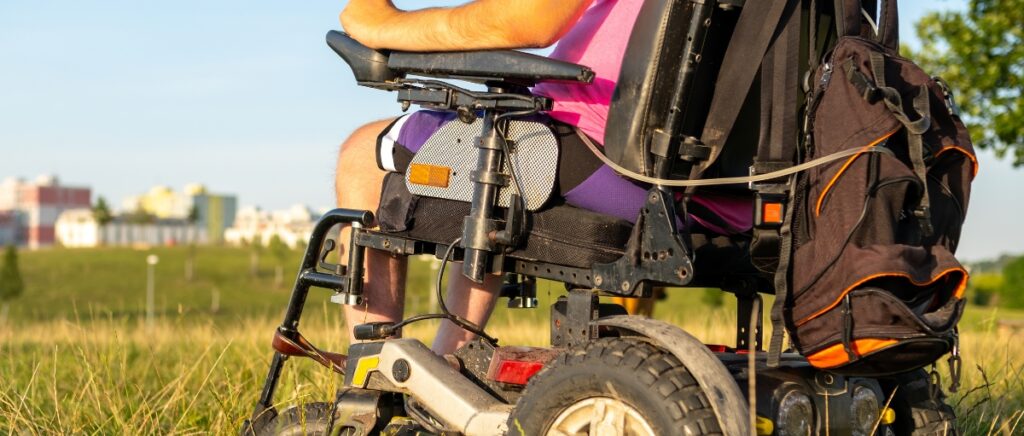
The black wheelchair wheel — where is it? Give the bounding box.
[508,338,723,435]
[883,369,959,436]
[251,402,334,436]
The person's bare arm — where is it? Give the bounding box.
[340,0,594,51]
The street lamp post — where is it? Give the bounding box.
[146,254,159,329]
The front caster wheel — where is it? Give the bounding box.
[883,369,959,436]
[249,403,333,436]
[508,338,723,435]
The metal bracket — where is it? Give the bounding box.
[501,275,538,309]
[550,289,600,348]
[736,293,763,351]
[592,188,695,296]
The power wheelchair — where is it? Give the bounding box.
[243,1,958,434]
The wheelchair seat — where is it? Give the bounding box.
[377,174,761,286]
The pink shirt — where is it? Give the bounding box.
[533,0,644,143]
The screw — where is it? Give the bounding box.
[393,359,411,382]
[594,275,603,286]
[621,281,630,291]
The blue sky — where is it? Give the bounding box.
[0,0,1019,261]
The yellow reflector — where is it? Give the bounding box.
[881,407,897,425]
[755,416,774,436]
[408,163,451,188]
[350,356,380,387]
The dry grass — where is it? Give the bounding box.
[1,302,1022,435]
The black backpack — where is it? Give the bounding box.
[781,0,976,376]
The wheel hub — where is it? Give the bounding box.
[547,396,655,436]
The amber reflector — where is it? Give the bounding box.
[408,163,451,188]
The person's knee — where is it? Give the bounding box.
[335,118,398,212]
[337,118,394,168]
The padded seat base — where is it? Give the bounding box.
[376,173,765,288]
[378,174,630,267]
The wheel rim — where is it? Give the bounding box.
[547,396,656,436]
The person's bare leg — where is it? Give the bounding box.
[335,118,406,345]
[431,269,503,355]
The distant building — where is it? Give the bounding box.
[55,208,206,248]
[0,175,91,249]
[122,183,236,244]
[225,204,320,249]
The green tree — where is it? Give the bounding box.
[92,196,113,226]
[268,235,290,288]
[913,1,1024,165]
[1000,256,1024,309]
[701,288,724,308]
[0,245,25,322]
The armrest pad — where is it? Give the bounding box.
[326,30,593,86]
[388,50,594,84]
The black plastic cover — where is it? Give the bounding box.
[326,30,401,83]
[603,0,695,174]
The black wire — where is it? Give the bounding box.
[435,238,498,344]
[388,313,450,331]
[494,117,530,234]
[381,238,498,345]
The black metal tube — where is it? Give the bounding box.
[462,110,504,283]
[280,208,373,330]
[652,0,716,179]
[252,208,374,418]
[299,270,348,290]
[256,352,287,410]
[346,222,366,297]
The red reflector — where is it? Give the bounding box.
[493,360,545,386]
[706,344,729,353]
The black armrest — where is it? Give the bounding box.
[326,30,594,86]
[388,51,594,85]
[326,30,400,83]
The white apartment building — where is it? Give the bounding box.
[55,208,207,248]
[224,204,320,249]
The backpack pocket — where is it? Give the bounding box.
[800,286,965,376]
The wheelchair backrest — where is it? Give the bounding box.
[603,0,742,177]
[602,1,848,180]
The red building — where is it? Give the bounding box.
[0,176,91,248]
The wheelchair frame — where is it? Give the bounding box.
[242,1,957,434]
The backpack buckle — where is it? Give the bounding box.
[913,205,934,237]
[749,162,792,229]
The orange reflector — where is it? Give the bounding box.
[762,202,783,224]
[408,163,451,188]
[706,344,729,353]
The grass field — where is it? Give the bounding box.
[1,247,1023,434]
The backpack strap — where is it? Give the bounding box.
[876,0,899,51]
[844,54,934,237]
[749,0,802,273]
[698,0,797,174]
[835,0,900,51]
